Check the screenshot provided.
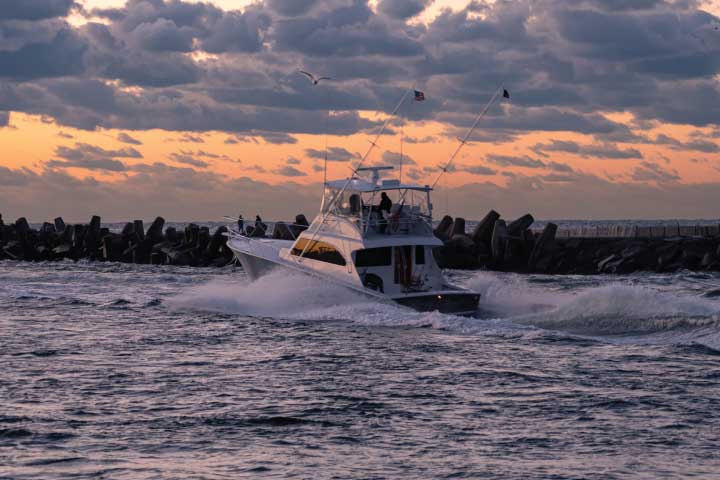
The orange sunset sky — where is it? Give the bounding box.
[1,0,719,221]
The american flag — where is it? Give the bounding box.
[414,90,425,101]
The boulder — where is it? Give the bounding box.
[54,217,66,233]
[529,223,558,270]
[507,214,534,237]
[273,221,295,241]
[471,210,500,245]
[133,220,145,241]
[450,217,466,238]
[434,215,453,240]
[147,217,165,243]
[491,219,508,262]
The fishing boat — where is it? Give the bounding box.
[227,166,480,315]
[227,84,512,315]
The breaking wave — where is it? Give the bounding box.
[170,268,720,347]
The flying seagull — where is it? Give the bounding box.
[300,70,331,85]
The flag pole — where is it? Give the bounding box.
[430,86,507,189]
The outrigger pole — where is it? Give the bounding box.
[430,86,507,189]
[294,83,417,261]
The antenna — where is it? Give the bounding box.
[399,121,403,183]
[431,86,507,189]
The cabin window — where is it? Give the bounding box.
[354,247,392,267]
[416,245,426,265]
[291,239,346,266]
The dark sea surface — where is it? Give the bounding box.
[1,260,720,479]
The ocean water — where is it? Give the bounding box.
[1,261,719,479]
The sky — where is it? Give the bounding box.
[1,0,719,222]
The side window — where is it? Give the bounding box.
[415,245,425,264]
[354,247,392,267]
[291,239,346,266]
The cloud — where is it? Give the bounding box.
[382,150,416,166]
[6,163,720,223]
[266,0,319,17]
[260,132,298,144]
[179,133,205,143]
[460,164,497,176]
[117,132,142,145]
[274,165,307,177]
[305,146,358,162]
[631,161,680,183]
[378,0,433,19]
[0,29,87,80]
[532,140,643,160]
[0,0,715,141]
[486,154,546,169]
[169,152,209,168]
[47,142,143,172]
[654,134,719,153]
[0,0,75,21]
[287,157,301,165]
[0,166,34,186]
[0,111,9,127]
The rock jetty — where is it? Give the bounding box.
[1,212,719,274]
[433,211,720,274]
[0,215,235,267]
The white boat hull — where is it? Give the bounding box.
[234,251,279,280]
[227,237,480,315]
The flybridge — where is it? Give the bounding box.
[321,166,434,239]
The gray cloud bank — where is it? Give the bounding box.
[0,0,717,136]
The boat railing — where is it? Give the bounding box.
[361,212,432,237]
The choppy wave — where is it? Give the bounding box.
[4,260,720,479]
[168,268,720,348]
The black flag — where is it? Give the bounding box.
[503,89,510,99]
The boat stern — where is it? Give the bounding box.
[392,291,480,316]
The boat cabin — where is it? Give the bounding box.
[285,166,444,295]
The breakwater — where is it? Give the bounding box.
[1,213,719,274]
[433,211,720,274]
[0,216,236,267]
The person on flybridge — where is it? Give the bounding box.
[378,192,392,234]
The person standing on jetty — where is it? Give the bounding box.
[237,214,244,235]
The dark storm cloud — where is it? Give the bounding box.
[378,0,433,19]
[0,29,87,80]
[0,0,76,21]
[0,0,718,146]
[0,111,9,127]
[266,0,320,17]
